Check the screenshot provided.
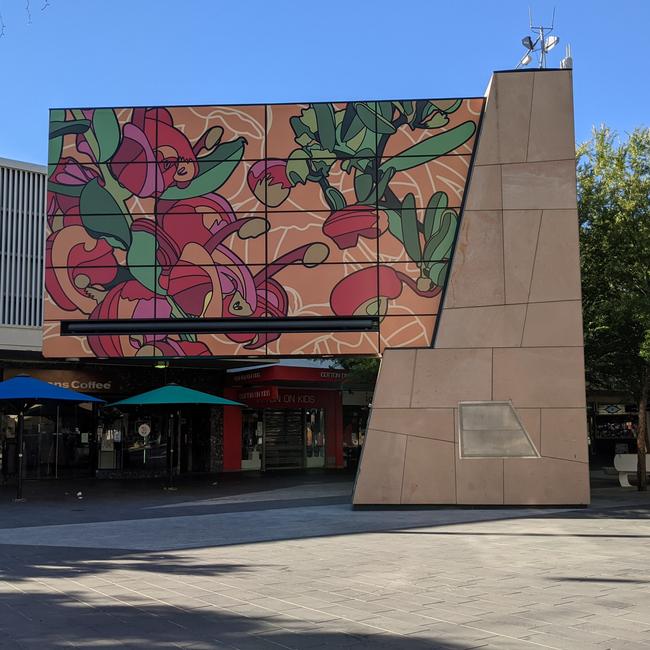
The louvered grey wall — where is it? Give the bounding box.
[0,158,46,328]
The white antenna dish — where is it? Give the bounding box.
[544,35,560,51]
[520,53,532,67]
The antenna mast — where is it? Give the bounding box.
[517,7,561,70]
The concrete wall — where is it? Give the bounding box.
[0,325,42,352]
[353,70,589,506]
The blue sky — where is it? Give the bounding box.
[0,0,648,165]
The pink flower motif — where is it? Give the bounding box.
[330,266,402,317]
[322,205,380,249]
[45,225,118,315]
[110,108,198,198]
[48,158,99,218]
[247,159,291,207]
[156,193,236,259]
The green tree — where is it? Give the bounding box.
[577,127,650,490]
[334,358,380,387]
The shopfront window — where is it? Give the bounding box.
[342,406,369,469]
[0,403,94,479]
[305,408,325,468]
[97,412,169,474]
[124,416,165,470]
[242,410,263,470]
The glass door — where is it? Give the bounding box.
[305,408,326,468]
[242,409,263,470]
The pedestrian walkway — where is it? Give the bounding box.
[0,476,649,648]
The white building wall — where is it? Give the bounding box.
[0,158,46,351]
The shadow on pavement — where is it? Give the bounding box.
[549,576,649,584]
[0,557,474,650]
[0,544,253,583]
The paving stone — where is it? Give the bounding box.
[0,480,649,648]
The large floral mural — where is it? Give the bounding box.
[44,98,483,358]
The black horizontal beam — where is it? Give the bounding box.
[62,316,379,336]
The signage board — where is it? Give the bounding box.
[3,368,113,393]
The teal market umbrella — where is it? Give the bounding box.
[0,375,104,500]
[110,385,243,487]
[111,384,243,408]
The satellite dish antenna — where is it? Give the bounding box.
[544,35,560,52]
[522,36,535,50]
[516,7,561,69]
[519,53,533,67]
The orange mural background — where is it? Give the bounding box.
[45,99,483,358]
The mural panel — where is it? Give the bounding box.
[44,98,483,358]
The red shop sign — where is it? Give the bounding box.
[239,387,332,408]
[238,387,279,403]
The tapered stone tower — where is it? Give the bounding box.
[354,70,589,506]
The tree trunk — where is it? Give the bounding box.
[637,370,649,491]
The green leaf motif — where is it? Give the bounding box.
[291,116,316,143]
[401,193,422,262]
[424,113,449,128]
[49,119,91,139]
[325,186,346,211]
[423,192,448,240]
[379,121,477,173]
[376,166,395,202]
[79,179,131,250]
[128,230,159,292]
[295,132,312,146]
[313,104,336,152]
[299,108,318,133]
[48,110,66,167]
[354,172,374,203]
[355,102,396,135]
[430,99,462,114]
[92,109,121,163]
[286,149,310,185]
[420,102,437,122]
[397,100,415,117]
[48,137,63,170]
[377,102,394,123]
[160,138,245,200]
[340,104,364,142]
[427,261,449,287]
[385,208,403,242]
[423,209,457,263]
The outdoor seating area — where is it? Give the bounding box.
[0,377,243,499]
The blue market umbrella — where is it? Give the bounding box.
[0,375,104,500]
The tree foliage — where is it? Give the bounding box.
[334,357,380,387]
[577,126,650,488]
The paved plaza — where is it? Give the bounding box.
[0,474,649,649]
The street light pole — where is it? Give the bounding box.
[15,408,25,501]
[167,412,174,489]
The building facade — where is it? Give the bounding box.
[0,158,45,352]
[3,70,591,503]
